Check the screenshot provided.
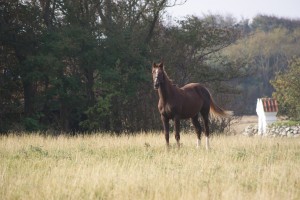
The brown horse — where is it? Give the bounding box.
[152,62,232,149]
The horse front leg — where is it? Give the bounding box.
[174,116,180,148]
[161,115,170,147]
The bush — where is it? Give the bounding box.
[271,57,300,120]
[23,117,40,132]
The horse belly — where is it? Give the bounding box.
[181,102,201,118]
[180,91,203,118]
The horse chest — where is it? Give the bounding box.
[158,103,176,119]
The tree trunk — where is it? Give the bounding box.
[85,68,95,106]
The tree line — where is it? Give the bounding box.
[224,15,300,116]
[1,1,299,133]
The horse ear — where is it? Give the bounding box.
[152,62,157,68]
[158,62,164,69]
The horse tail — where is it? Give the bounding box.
[208,91,233,118]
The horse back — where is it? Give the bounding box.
[175,83,210,118]
[180,83,208,97]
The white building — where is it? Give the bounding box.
[256,98,278,135]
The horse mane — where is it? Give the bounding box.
[162,68,174,85]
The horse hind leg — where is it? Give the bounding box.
[201,111,210,150]
[191,115,202,148]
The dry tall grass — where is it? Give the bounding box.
[0,133,299,200]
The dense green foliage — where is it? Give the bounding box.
[271,58,300,120]
[1,1,300,133]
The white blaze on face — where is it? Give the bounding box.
[154,68,159,83]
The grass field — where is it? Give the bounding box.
[0,132,300,200]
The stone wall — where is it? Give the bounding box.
[242,124,300,138]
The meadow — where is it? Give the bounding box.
[0,132,300,200]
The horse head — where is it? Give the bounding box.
[152,62,164,90]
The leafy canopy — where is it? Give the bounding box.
[271,57,300,120]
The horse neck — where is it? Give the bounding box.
[158,76,175,103]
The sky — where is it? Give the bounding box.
[166,0,300,21]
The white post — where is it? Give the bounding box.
[256,99,264,135]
